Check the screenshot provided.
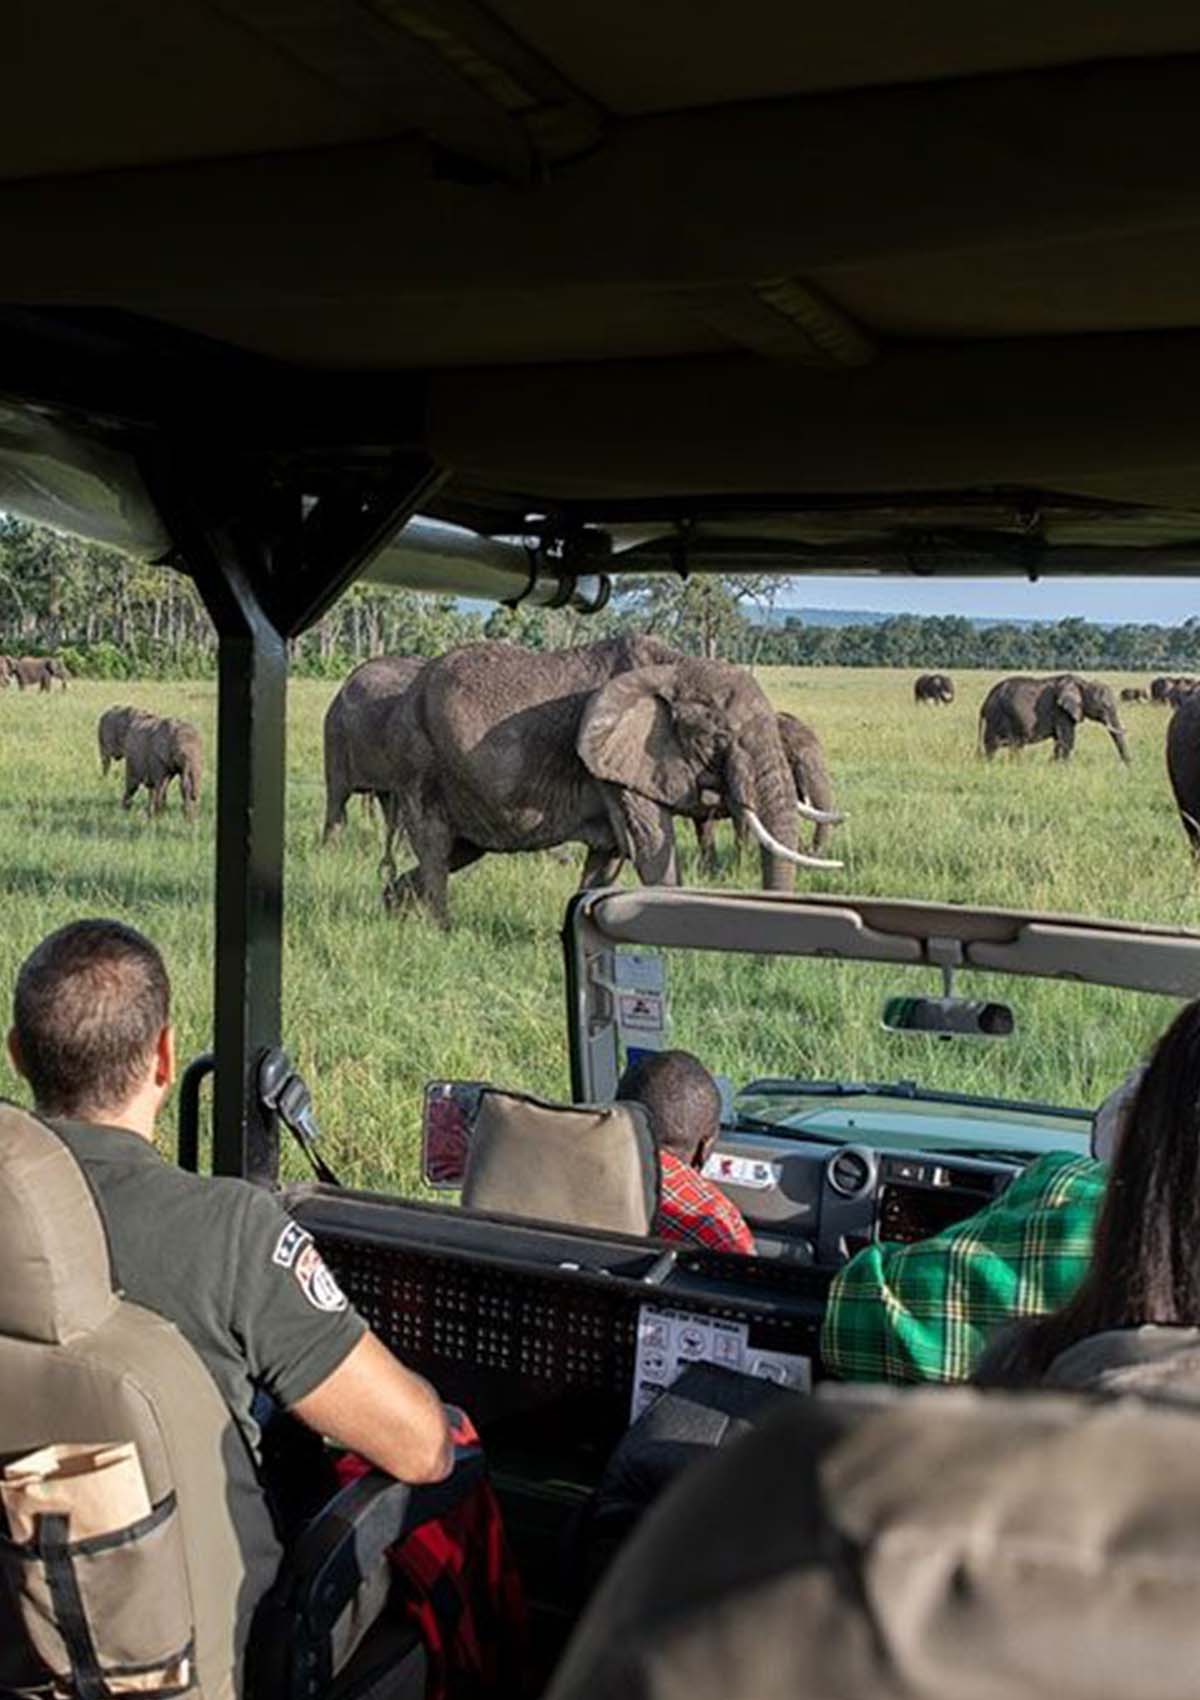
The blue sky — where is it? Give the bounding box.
[777,577,1200,624]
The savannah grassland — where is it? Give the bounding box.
[0,668,1191,1192]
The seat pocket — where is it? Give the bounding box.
[0,1492,195,1696]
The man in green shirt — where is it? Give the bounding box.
[5,917,453,1483]
[820,1150,1108,1382]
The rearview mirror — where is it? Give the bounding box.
[882,995,1014,1039]
[421,1080,487,1188]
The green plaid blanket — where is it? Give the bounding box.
[820,1152,1105,1384]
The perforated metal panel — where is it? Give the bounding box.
[319,1236,640,1413]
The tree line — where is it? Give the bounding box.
[1,516,1197,676]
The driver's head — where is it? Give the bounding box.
[618,1049,721,1169]
[8,919,174,1122]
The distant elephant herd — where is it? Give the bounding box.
[26,644,1196,895]
[313,644,1200,925]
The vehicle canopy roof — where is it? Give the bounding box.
[6,4,1200,580]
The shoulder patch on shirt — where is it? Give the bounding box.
[293,1241,348,1313]
[272,1220,310,1270]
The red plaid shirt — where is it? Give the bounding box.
[656,1150,756,1255]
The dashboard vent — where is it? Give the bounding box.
[826,1146,875,1199]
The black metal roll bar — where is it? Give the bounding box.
[177,1051,215,1173]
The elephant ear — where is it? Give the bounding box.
[577,666,702,810]
[1054,679,1084,722]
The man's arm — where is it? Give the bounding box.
[291,1331,454,1484]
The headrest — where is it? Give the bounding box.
[1091,1064,1145,1162]
[0,1104,116,1343]
[1046,1325,1200,1404]
[548,1386,1200,1700]
[462,1091,659,1235]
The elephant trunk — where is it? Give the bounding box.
[793,752,840,856]
[727,734,840,889]
[1108,722,1131,765]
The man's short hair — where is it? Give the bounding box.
[13,920,170,1118]
[617,1049,721,1162]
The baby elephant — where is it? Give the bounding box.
[122,714,203,820]
[1120,687,1150,703]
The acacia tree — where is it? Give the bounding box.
[616,574,782,659]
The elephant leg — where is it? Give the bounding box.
[1181,810,1200,859]
[322,782,350,845]
[1052,716,1076,760]
[386,797,479,928]
[694,814,720,876]
[579,846,626,889]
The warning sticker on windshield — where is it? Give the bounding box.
[701,1152,778,1190]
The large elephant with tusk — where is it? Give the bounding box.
[694,710,841,873]
[379,636,842,926]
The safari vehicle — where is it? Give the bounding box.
[7,3,1200,1698]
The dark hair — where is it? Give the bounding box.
[993,999,1200,1382]
[617,1049,721,1164]
[13,920,170,1118]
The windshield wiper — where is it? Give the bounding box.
[742,1078,918,1100]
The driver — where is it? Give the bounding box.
[618,1049,755,1256]
[6,918,455,1486]
[819,1068,1143,1383]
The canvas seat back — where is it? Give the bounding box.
[547,1383,1200,1700]
[462,1091,659,1235]
[0,1105,281,1700]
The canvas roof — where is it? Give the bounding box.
[6,2,1200,571]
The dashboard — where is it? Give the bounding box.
[703,1085,1092,1269]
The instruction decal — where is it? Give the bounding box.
[632,1304,811,1420]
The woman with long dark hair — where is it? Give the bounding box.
[976,1000,1200,1388]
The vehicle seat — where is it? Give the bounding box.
[546,1383,1200,1699]
[0,1104,430,1700]
[462,1090,659,1235]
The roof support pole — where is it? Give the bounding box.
[208,568,287,1183]
[148,446,444,1184]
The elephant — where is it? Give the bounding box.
[97,705,154,776]
[380,636,842,926]
[914,672,955,706]
[1168,693,1200,858]
[1151,675,1199,705]
[1120,687,1150,703]
[693,710,840,873]
[322,654,426,871]
[978,674,1130,765]
[122,714,203,820]
[11,655,68,691]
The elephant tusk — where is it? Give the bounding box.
[743,808,843,869]
[796,797,845,824]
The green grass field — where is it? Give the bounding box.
[0,669,1191,1192]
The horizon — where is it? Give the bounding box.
[764,576,1200,625]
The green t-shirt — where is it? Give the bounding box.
[52,1120,366,1461]
[820,1151,1106,1384]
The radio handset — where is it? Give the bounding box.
[257,1047,341,1187]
